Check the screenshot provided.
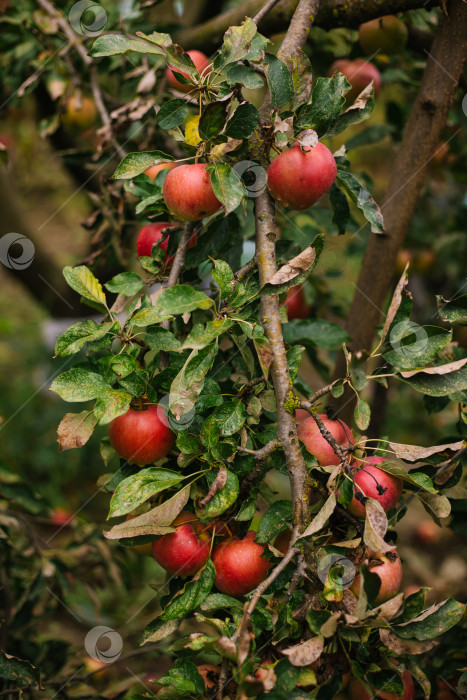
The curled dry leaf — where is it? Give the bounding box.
[346,82,373,111]
[388,440,465,462]
[364,499,392,553]
[417,492,451,519]
[57,411,97,451]
[298,493,336,539]
[400,357,467,378]
[379,628,438,654]
[198,466,228,508]
[274,115,294,133]
[381,280,411,345]
[268,245,317,286]
[296,129,319,148]
[364,593,404,621]
[282,636,324,666]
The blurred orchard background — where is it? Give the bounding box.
[0,0,466,696]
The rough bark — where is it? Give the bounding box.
[174,0,438,52]
[333,0,467,424]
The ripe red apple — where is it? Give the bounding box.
[50,507,74,527]
[166,50,210,92]
[163,163,222,221]
[347,457,403,519]
[297,414,354,466]
[414,519,442,545]
[108,404,174,466]
[62,94,97,129]
[359,15,408,55]
[212,531,271,596]
[267,142,337,210]
[349,668,414,700]
[351,549,403,605]
[197,664,220,691]
[136,222,196,262]
[395,249,412,275]
[283,285,312,320]
[144,162,178,180]
[329,58,382,102]
[437,679,460,700]
[152,511,210,575]
[295,408,310,424]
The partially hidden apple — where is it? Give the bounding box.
[267,142,337,210]
[351,549,403,605]
[166,50,210,92]
[349,665,414,700]
[163,163,222,221]
[329,58,382,103]
[62,94,97,129]
[197,665,220,691]
[297,414,354,466]
[359,15,408,55]
[108,404,174,466]
[144,162,178,180]
[347,457,403,519]
[212,531,271,595]
[283,285,312,320]
[152,511,210,575]
[136,222,196,263]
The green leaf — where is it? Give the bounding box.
[112,150,174,179]
[199,102,228,140]
[183,320,233,350]
[345,124,393,151]
[157,99,189,130]
[170,343,218,419]
[212,259,234,298]
[206,162,245,215]
[286,345,304,381]
[201,413,221,449]
[224,103,259,139]
[89,32,171,57]
[437,294,467,324]
[336,170,384,234]
[201,593,243,611]
[328,85,376,136]
[145,327,182,352]
[63,265,107,309]
[94,388,132,425]
[161,559,216,620]
[0,651,39,687]
[109,468,185,518]
[142,618,180,645]
[176,431,200,454]
[329,183,350,235]
[295,75,347,136]
[256,501,293,544]
[196,468,239,518]
[212,400,247,436]
[266,54,294,107]
[395,598,465,640]
[155,285,214,315]
[57,410,97,451]
[55,320,116,357]
[105,272,144,296]
[354,397,371,431]
[220,18,257,66]
[226,65,264,89]
[398,360,467,397]
[50,367,109,402]
[129,306,173,328]
[158,659,205,696]
[236,499,257,521]
[282,319,350,350]
[383,324,452,371]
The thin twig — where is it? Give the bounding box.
[300,400,354,472]
[284,552,307,603]
[216,658,229,700]
[308,380,339,405]
[236,439,280,460]
[253,0,283,25]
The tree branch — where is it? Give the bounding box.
[253,0,283,25]
[174,0,438,53]
[300,401,354,472]
[236,439,280,460]
[333,0,467,423]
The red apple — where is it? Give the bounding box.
[414,519,442,545]
[267,142,337,210]
[295,408,310,424]
[163,163,222,221]
[347,457,403,519]
[212,531,271,596]
[152,511,210,575]
[351,549,403,605]
[166,50,210,92]
[197,664,220,691]
[437,679,460,700]
[108,404,174,466]
[283,285,312,320]
[329,58,382,102]
[359,15,408,55]
[50,507,74,527]
[136,222,196,262]
[349,670,414,700]
[144,162,178,180]
[297,414,354,466]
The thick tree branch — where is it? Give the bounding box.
[174,0,438,53]
[333,0,467,423]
